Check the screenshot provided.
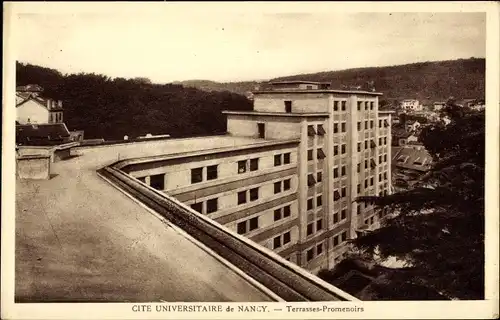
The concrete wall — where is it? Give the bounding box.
[227,115,301,140]
[254,93,330,113]
[17,155,51,180]
[17,100,49,124]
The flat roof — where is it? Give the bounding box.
[268,80,331,85]
[253,89,383,96]
[15,136,284,302]
[223,110,329,117]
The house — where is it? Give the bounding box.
[16,89,64,125]
[16,123,71,146]
[433,101,446,111]
[400,99,422,112]
[391,145,433,191]
[405,120,421,132]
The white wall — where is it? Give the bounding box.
[254,93,329,113]
[227,116,301,140]
[17,100,49,124]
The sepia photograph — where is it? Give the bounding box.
[2,2,499,319]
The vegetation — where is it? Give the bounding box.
[16,62,252,140]
[351,101,485,300]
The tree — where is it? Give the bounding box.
[353,100,485,300]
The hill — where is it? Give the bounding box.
[182,58,485,105]
[16,62,253,140]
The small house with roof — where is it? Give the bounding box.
[16,85,64,125]
[391,145,433,191]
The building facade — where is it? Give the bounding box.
[120,81,393,275]
[16,94,64,125]
[400,99,422,112]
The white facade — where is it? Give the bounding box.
[401,99,422,111]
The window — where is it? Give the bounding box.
[365,101,369,110]
[379,155,383,163]
[284,179,291,191]
[283,153,291,164]
[238,160,247,174]
[317,148,326,160]
[274,154,282,166]
[238,191,247,205]
[137,176,146,183]
[333,235,339,246]
[333,167,339,178]
[357,163,361,173]
[316,219,323,231]
[370,120,374,129]
[250,188,259,201]
[308,149,314,161]
[307,198,314,211]
[384,172,388,179]
[250,158,259,171]
[190,202,202,213]
[237,222,246,234]
[365,160,368,169]
[357,121,361,131]
[341,165,346,176]
[384,137,387,145]
[333,123,339,133]
[150,174,165,190]
[357,142,361,152]
[371,140,376,148]
[384,154,388,162]
[307,248,314,261]
[333,212,339,224]
[370,102,374,110]
[379,120,382,127]
[379,173,382,182]
[341,187,346,197]
[249,217,258,230]
[365,121,368,130]
[307,223,314,236]
[308,125,316,136]
[206,198,218,213]
[273,236,281,249]
[307,174,316,187]
[341,231,347,242]
[341,122,346,132]
[379,137,383,145]
[258,123,265,139]
[333,190,341,201]
[274,181,282,194]
[274,209,281,221]
[283,205,291,217]
[316,195,322,207]
[317,124,326,136]
[357,204,361,215]
[207,165,218,180]
[317,172,322,183]
[334,145,339,156]
[283,231,291,244]
[341,101,346,111]
[371,159,377,169]
[333,101,339,111]
[341,144,346,154]
[285,100,292,113]
[365,140,368,149]
[317,243,323,255]
[357,184,361,194]
[357,101,362,110]
[365,179,368,188]
[341,209,347,220]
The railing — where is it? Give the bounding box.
[98,165,358,302]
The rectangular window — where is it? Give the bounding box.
[379,173,382,182]
[274,209,281,221]
[307,174,316,187]
[357,163,361,173]
[357,122,361,131]
[365,179,368,188]
[206,165,218,180]
[317,243,323,255]
[237,191,247,205]
[308,149,314,161]
[316,219,323,231]
[341,101,346,111]
[341,144,346,154]
[341,165,346,176]
[333,101,339,111]
[249,217,259,231]
[370,102,374,110]
[365,101,369,110]
[317,148,326,160]
[206,198,218,213]
[237,222,247,234]
[341,231,347,242]
[317,124,326,136]
[307,198,314,211]
[379,119,382,127]
[274,181,282,194]
[365,160,368,169]
[341,187,346,197]
[333,167,339,178]
[357,204,361,215]
[190,202,202,213]
[250,158,259,171]
[379,137,383,145]
[283,231,291,244]
[357,142,361,152]
[307,248,314,261]
[365,121,368,130]
[334,145,339,156]
[283,205,291,217]
[150,174,165,190]
[341,122,346,132]
[250,188,259,201]
[341,209,347,220]
[273,236,281,249]
[238,160,247,174]
[274,154,282,166]
[307,223,314,236]
[308,125,316,136]
[317,172,322,183]
[316,195,322,207]
[333,190,341,201]
[357,101,362,111]
[284,179,291,191]
[258,123,265,139]
[357,184,361,194]
[365,140,368,149]
[285,100,292,113]
[283,153,291,164]
[370,120,374,129]
[333,235,339,246]
[384,154,388,162]
[333,212,339,224]
[370,177,374,186]
[384,137,387,144]
[333,123,339,133]
[379,155,382,163]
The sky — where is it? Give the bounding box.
[12,3,486,83]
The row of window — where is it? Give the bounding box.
[274,153,291,166]
[238,187,259,204]
[307,148,327,161]
[333,122,347,134]
[334,144,347,156]
[356,119,390,131]
[237,216,259,234]
[333,165,347,178]
[190,197,218,214]
[333,208,348,224]
[356,159,378,172]
[357,101,375,111]
[274,179,291,194]
[333,100,347,111]
[306,241,324,262]
[306,219,324,236]
[306,195,323,211]
[308,124,327,137]
[273,230,292,249]
[357,140,377,152]
[333,187,347,201]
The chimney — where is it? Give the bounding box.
[46,99,51,110]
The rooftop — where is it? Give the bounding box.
[392,146,433,172]
[253,89,383,96]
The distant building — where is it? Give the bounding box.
[16,88,64,125]
[16,123,71,146]
[405,120,421,132]
[266,80,331,91]
[400,99,422,112]
[69,130,85,142]
[433,102,446,111]
[391,144,432,192]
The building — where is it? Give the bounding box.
[405,120,421,132]
[119,80,393,275]
[433,101,446,111]
[16,85,64,125]
[16,123,71,146]
[391,144,432,192]
[400,99,422,112]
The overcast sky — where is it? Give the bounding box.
[13,4,486,83]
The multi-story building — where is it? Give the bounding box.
[119,80,393,275]
[400,99,422,112]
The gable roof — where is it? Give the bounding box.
[16,123,70,146]
[392,146,433,172]
[16,95,63,111]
